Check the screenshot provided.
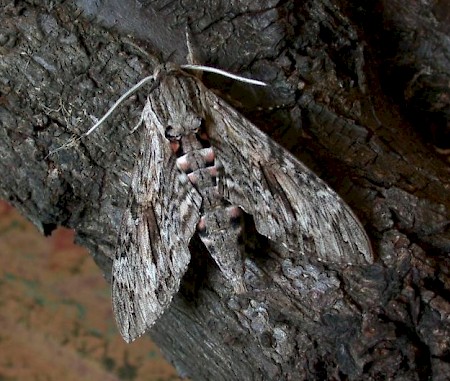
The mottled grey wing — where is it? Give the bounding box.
[112,122,202,343]
[202,88,372,265]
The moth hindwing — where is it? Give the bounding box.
[112,64,373,342]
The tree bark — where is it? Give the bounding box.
[1,1,449,380]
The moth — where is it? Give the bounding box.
[109,63,373,342]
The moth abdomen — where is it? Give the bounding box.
[176,147,215,170]
[186,169,218,188]
[198,206,243,234]
[170,127,247,291]
[196,130,212,149]
[229,207,244,229]
[197,209,247,293]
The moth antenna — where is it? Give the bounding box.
[130,112,145,134]
[83,75,156,136]
[46,74,157,158]
[180,64,267,87]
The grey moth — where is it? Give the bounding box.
[110,63,373,342]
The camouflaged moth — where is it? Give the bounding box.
[108,63,373,342]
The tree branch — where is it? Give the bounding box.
[0,1,448,380]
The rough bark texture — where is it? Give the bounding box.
[0,1,449,380]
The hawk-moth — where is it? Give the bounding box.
[111,63,373,342]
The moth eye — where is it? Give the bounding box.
[164,125,180,141]
[190,119,202,136]
[191,117,203,134]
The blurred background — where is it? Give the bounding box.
[0,200,179,381]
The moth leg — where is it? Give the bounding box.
[197,206,247,293]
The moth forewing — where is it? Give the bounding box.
[112,108,202,342]
[197,75,373,265]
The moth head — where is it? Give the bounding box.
[145,73,206,139]
[164,114,202,141]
